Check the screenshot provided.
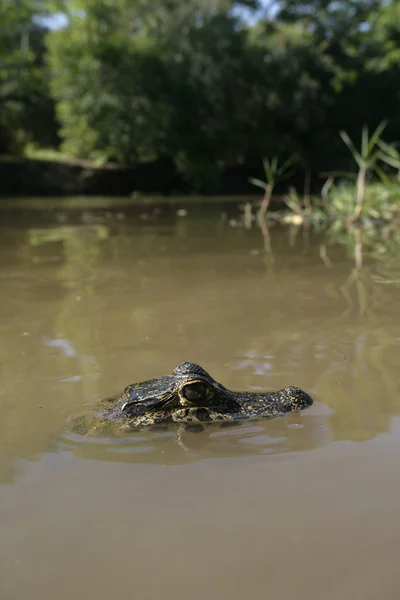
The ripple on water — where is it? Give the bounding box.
[59,405,332,466]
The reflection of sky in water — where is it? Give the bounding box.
[234,341,365,379]
[233,350,274,376]
[43,337,100,383]
[44,337,77,357]
[59,375,83,383]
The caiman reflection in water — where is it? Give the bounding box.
[73,361,314,435]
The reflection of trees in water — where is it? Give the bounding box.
[314,328,400,442]
[231,327,399,444]
[0,224,112,483]
[253,222,400,442]
[334,227,400,442]
[28,224,109,291]
[29,225,115,404]
[0,221,199,482]
[0,218,399,482]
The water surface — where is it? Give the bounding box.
[1,202,400,600]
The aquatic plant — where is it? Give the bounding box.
[322,122,400,223]
[248,156,295,220]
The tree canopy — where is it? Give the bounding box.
[1,0,399,190]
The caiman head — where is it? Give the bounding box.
[119,362,240,418]
[117,361,313,423]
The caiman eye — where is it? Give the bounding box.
[181,382,210,403]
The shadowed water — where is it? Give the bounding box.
[0,201,400,600]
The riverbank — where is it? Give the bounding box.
[0,156,267,198]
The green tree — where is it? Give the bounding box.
[47,0,263,189]
[3,0,400,197]
[0,0,57,153]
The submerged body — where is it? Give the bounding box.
[97,362,314,429]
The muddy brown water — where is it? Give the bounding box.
[1,202,400,600]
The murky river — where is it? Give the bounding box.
[1,200,400,600]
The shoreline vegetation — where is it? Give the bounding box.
[248,123,400,230]
[2,123,399,234]
[2,2,399,233]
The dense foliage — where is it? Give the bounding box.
[1,0,400,189]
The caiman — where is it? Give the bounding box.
[92,362,313,431]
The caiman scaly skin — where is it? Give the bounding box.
[96,362,313,429]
